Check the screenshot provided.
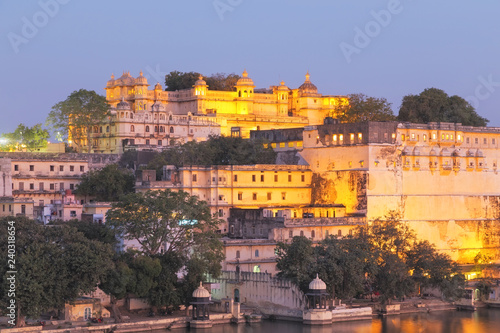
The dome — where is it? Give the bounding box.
[117,71,135,86]
[117,98,130,110]
[299,71,318,93]
[192,282,210,298]
[154,82,162,90]
[277,80,289,91]
[194,75,207,86]
[106,73,115,87]
[236,70,255,86]
[309,274,326,291]
[136,70,148,85]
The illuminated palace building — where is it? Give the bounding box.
[87,70,347,153]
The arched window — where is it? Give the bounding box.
[170,126,174,133]
[255,250,259,257]
[160,126,164,132]
[253,265,261,273]
[99,126,103,133]
[84,307,92,320]
[289,230,293,238]
[311,230,315,238]
[236,250,240,259]
[94,126,99,133]
[130,113,134,119]
[130,125,135,132]
[106,126,110,133]
[169,114,173,120]
[154,126,158,132]
[300,230,304,237]
[145,126,150,133]
[238,91,242,97]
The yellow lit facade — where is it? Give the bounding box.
[91,70,348,153]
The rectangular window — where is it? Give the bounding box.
[192,174,197,182]
[288,175,292,182]
[267,192,272,200]
[14,165,18,171]
[146,139,150,145]
[475,138,479,144]
[50,165,54,171]
[50,183,54,190]
[401,134,405,141]
[59,165,64,172]
[29,165,34,171]
[80,166,84,172]
[70,165,74,172]
[260,175,264,182]
[21,205,26,215]
[19,182,24,191]
[218,195,224,201]
[252,175,256,182]
[358,133,362,141]
[29,183,34,190]
[238,192,243,200]
[493,138,496,145]
[70,210,77,217]
[252,193,257,200]
[484,138,487,144]
[70,184,74,190]
[274,174,278,182]
[39,200,44,206]
[423,134,427,142]
[234,174,238,182]
[466,137,470,144]
[301,174,305,182]
[60,182,64,190]
[158,140,162,146]
[218,209,223,217]
[289,230,293,238]
[282,192,286,200]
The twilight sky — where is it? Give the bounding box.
[1,0,500,136]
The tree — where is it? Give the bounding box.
[337,93,396,123]
[397,88,489,126]
[46,89,110,153]
[164,71,241,91]
[1,123,49,152]
[75,164,135,202]
[0,217,113,327]
[106,190,223,257]
[276,236,316,292]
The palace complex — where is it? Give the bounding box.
[83,70,348,153]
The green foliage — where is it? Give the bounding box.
[338,93,396,123]
[0,217,113,326]
[276,236,316,292]
[164,71,241,91]
[46,89,110,153]
[146,135,276,180]
[1,123,50,152]
[75,164,135,201]
[67,220,117,247]
[397,88,489,126]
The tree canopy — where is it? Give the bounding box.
[338,93,396,123]
[146,135,277,180]
[164,71,240,91]
[276,212,464,304]
[75,163,135,201]
[0,217,113,327]
[46,89,110,153]
[0,123,49,152]
[397,88,489,126]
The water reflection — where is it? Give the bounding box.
[161,309,500,333]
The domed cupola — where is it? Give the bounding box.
[194,75,208,96]
[299,71,318,94]
[117,97,130,110]
[154,82,162,90]
[118,71,136,86]
[309,274,327,291]
[195,75,207,86]
[236,70,255,87]
[192,282,211,299]
[106,73,116,88]
[235,70,255,98]
[277,80,289,91]
[135,70,148,85]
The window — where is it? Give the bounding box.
[358,133,362,141]
[192,174,197,182]
[281,192,286,200]
[170,127,174,133]
[50,183,54,190]
[130,125,135,132]
[432,133,436,140]
[80,166,84,172]
[253,265,261,273]
[301,174,305,182]
[29,183,34,190]
[493,138,496,145]
[475,138,479,144]
[423,134,427,142]
[238,192,243,200]
[255,250,259,257]
[29,165,34,171]
[236,251,240,258]
[252,175,256,182]
[60,165,64,172]
[50,165,54,171]
[106,126,110,132]
[466,137,470,144]
[21,205,26,215]
[218,209,223,217]
[288,175,292,182]
[252,193,257,200]
[234,175,238,182]
[14,165,18,171]
[60,182,64,190]
[401,134,405,141]
[146,139,150,145]
[39,200,44,206]
[311,230,315,238]
[218,195,224,201]
[338,230,342,237]
[70,184,74,190]
[8,205,11,212]
[274,175,278,182]
[484,138,487,144]
[158,140,162,146]
[146,126,150,132]
[289,230,293,238]
[300,230,304,237]
[325,230,329,237]
[261,175,264,182]
[19,182,24,191]
[267,192,272,200]
[339,134,343,141]
[84,308,92,320]
[39,183,44,191]
[70,166,74,172]
[70,211,77,217]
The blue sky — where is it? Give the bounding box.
[1,0,500,136]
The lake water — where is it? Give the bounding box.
[163,308,500,333]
